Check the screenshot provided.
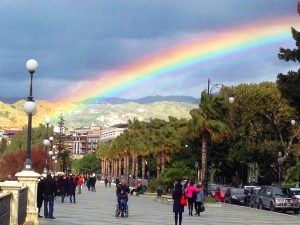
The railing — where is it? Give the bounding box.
[0,193,12,225]
[18,187,28,225]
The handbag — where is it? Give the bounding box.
[200,203,205,212]
[180,194,187,206]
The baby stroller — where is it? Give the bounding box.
[115,199,128,217]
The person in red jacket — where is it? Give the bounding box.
[77,176,84,194]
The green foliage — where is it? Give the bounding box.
[286,162,300,183]
[71,153,99,174]
[0,138,7,154]
[6,124,54,152]
[277,26,300,113]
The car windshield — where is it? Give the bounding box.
[292,190,300,195]
[231,188,244,195]
[220,187,230,192]
[273,187,293,197]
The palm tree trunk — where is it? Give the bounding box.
[156,154,161,178]
[119,158,122,177]
[161,152,165,173]
[202,132,209,194]
[135,155,139,185]
[131,154,135,177]
[141,156,145,182]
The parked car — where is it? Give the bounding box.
[257,186,299,214]
[290,188,300,200]
[224,188,246,205]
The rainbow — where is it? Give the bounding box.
[60,15,299,103]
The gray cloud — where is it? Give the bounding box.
[0,0,297,99]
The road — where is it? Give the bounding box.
[39,182,300,225]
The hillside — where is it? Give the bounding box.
[0,99,197,129]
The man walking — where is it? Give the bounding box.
[41,173,57,219]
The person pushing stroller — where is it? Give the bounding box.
[116,179,130,217]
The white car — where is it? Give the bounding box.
[290,188,300,200]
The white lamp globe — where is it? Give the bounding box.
[52,156,56,160]
[53,126,60,133]
[23,101,37,114]
[291,119,296,126]
[44,116,51,125]
[32,106,37,116]
[54,160,58,163]
[229,96,235,104]
[49,136,54,141]
[26,59,38,73]
[49,150,53,156]
[43,139,51,146]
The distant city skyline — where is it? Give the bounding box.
[0,0,297,101]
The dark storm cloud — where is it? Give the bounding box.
[0,0,296,99]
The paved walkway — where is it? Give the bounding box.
[39,182,300,225]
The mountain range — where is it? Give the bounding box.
[0,96,198,129]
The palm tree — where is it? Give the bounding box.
[190,91,230,192]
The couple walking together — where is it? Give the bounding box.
[172,180,204,225]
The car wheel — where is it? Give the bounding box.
[294,209,299,214]
[270,203,276,212]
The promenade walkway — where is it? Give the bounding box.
[39,182,300,225]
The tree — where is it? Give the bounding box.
[0,148,45,179]
[0,138,7,154]
[277,9,300,113]
[55,114,69,171]
[71,153,99,174]
[221,82,298,184]
[5,124,54,153]
[190,91,230,191]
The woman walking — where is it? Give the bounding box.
[172,179,184,225]
[186,180,199,216]
[195,184,204,216]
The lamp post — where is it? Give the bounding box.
[43,116,51,173]
[202,79,234,193]
[23,59,38,170]
[43,139,50,173]
[278,151,284,186]
[49,136,54,172]
[194,161,199,181]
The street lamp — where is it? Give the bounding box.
[43,138,51,173]
[291,119,296,126]
[194,161,199,181]
[207,79,235,103]
[23,59,38,170]
[278,151,284,186]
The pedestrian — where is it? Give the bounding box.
[194,184,204,216]
[90,176,96,192]
[186,180,199,216]
[68,176,77,203]
[58,176,68,203]
[37,177,44,218]
[40,172,57,219]
[86,175,91,191]
[104,176,108,188]
[77,175,83,194]
[172,179,184,225]
[108,176,112,188]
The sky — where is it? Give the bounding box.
[0,0,298,101]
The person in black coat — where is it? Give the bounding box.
[172,179,184,225]
[40,173,57,219]
[37,177,44,218]
[67,176,77,203]
[58,176,68,203]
